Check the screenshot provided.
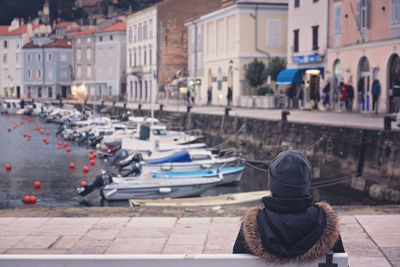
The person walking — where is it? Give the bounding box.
[233,150,344,263]
[298,84,304,109]
[186,88,191,105]
[347,84,354,112]
[227,86,233,106]
[322,81,330,109]
[339,82,347,112]
[207,87,212,105]
[372,79,381,114]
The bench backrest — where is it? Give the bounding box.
[0,253,348,267]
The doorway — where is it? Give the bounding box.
[62,86,67,98]
[358,57,370,113]
[388,54,400,113]
[17,86,20,98]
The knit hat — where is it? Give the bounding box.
[268,150,312,198]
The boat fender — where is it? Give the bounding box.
[218,171,223,180]
[105,188,118,198]
[161,166,172,172]
[159,188,172,194]
[200,164,212,169]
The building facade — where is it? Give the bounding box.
[286,0,329,107]
[94,22,126,101]
[0,19,51,98]
[126,6,157,103]
[22,38,73,99]
[71,27,97,101]
[326,0,400,113]
[191,0,288,106]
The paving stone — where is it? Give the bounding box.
[172,224,209,235]
[177,217,211,225]
[97,217,131,224]
[46,217,99,225]
[370,233,400,248]
[205,235,236,250]
[0,223,43,236]
[30,223,92,236]
[381,247,400,261]
[0,218,17,225]
[83,229,119,241]
[391,260,400,267]
[68,246,108,254]
[6,249,68,254]
[341,234,383,257]
[51,236,81,250]
[14,218,50,224]
[118,227,171,238]
[13,236,60,249]
[127,217,176,228]
[0,236,26,249]
[211,217,241,224]
[73,238,112,248]
[162,244,204,254]
[106,238,166,254]
[348,256,392,267]
[338,215,357,224]
[166,234,207,246]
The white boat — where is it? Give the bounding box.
[0,99,21,114]
[46,104,81,123]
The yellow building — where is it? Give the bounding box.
[187,0,288,106]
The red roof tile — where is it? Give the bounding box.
[0,26,9,35]
[71,27,97,36]
[54,21,74,29]
[23,39,72,49]
[97,22,126,33]
[0,24,45,36]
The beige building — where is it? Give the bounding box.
[191,0,288,106]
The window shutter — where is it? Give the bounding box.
[356,0,361,29]
[366,0,370,28]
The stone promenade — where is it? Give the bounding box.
[0,215,399,267]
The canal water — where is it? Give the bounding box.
[0,114,378,209]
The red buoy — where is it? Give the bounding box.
[57,145,61,150]
[99,169,105,173]
[70,163,75,169]
[89,154,94,160]
[24,133,27,137]
[34,127,37,131]
[58,136,62,140]
[66,147,71,153]
[64,142,68,147]
[30,196,37,203]
[23,195,30,203]
[34,181,41,188]
[83,166,89,172]
[90,159,95,165]
[58,141,62,146]
[81,181,87,187]
[92,153,97,159]
[20,121,23,125]
[5,164,11,171]
[89,149,94,154]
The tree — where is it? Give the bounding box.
[266,57,286,81]
[244,59,268,91]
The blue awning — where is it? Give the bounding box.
[276,69,303,85]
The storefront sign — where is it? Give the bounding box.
[293,54,321,64]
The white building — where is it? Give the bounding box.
[94,22,126,101]
[126,6,157,103]
[0,19,50,98]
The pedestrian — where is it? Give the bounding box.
[347,83,354,112]
[207,87,212,105]
[186,88,191,105]
[357,78,365,111]
[298,84,304,109]
[227,86,233,106]
[372,79,381,114]
[20,99,25,109]
[339,82,347,111]
[233,150,344,263]
[313,89,320,110]
[322,81,330,109]
[191,87,196,105]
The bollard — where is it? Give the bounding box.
[187,105,192,113]
[224,107,231,116]
[160,104,164,111]
[281,110,290,122]
[384,116,395,131]
[138,104,142,110]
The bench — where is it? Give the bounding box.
[0,253,348,267]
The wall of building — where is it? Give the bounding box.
[0,36,22,98]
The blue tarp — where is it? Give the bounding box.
[145,150,191,164]
[276,69,303,85]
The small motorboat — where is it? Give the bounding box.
[78,170,222,200]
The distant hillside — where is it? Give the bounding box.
[0,0,161,26]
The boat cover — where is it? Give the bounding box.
[145,150,191,164]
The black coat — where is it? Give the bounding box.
[233,196,343,263]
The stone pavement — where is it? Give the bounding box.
[0,215,399,267]
[79,100,400,131]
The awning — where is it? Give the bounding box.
[276,69,303,85]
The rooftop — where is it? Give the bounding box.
[23,39,72,49]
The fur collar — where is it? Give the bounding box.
[241,202,339,263]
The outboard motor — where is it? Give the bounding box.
[106,149,130,167]
[119,162,142,177]
[77,171,113,196]
[56,123,65,136]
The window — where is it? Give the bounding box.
[138,24,142,41]
[129,26,132,42]
[217,20,224,52]
[208,23,215,53]
[38,87,42,98]
[134,25,137,42]
[37,53,42,62]
[229,19,235,49]
[149,20,153,38]
[27,54,31,62]
[357,0,370,29]
[3,54,7,63]
[99,36,103,42]
[293,29,299,52]
[86,48,91,60]
[60,69,67,79]
[16,53,19,63]
[110,35,113,41]
[135,81,138,99]
[77,38,81,44]
[3,40,7,48]
[143,22,147,40]
[87,66,91,78]
[16,40,20,48]
[334,3,342,34]
[313,0,319,2]
[77,66,81,78]
[47,53,52,61]
[267,19,282,48]
[134,49,137,66]
[129,49,132,66]
[149,47,152,65]
[3,68,9,80]
[391,0,400,24]
[312,25,319,50]
[294,0,300,8]
[130,81,133,99]
[77,49,82,60]
[27,69,32,79]
[61,52,67,61]
[87,37,91,43]
[15,68,20,80]
[144,48,146,65]
[48,87,52,98]
[37,69,42,79]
